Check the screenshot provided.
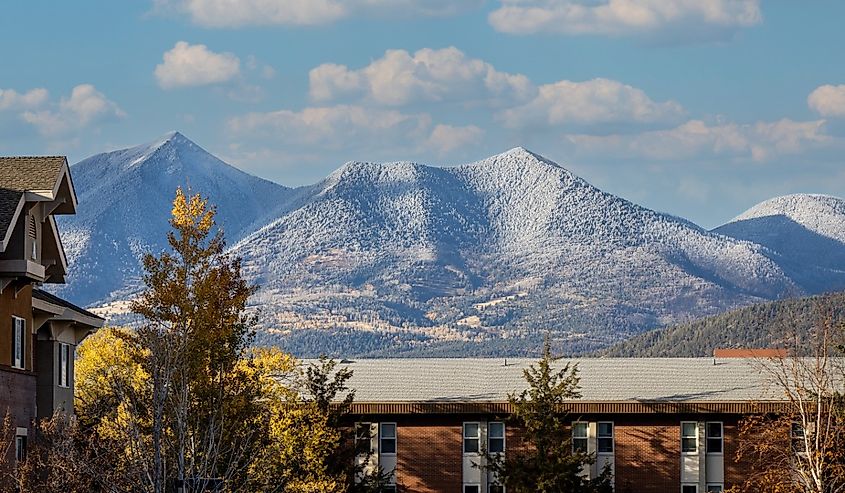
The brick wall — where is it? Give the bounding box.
[615,417,681,493]
[395,416,462,492]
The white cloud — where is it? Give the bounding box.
[157,0,482,27]
[565,118,831,162]
[228,105,432,149]
[426,124,484,155]
[155,41,241,89]
[21,84,125,136]
[0,88,48,111]
[499,78,684,128]
[489,0,762,38]
[309,47,535,106]
[808,84,845,118]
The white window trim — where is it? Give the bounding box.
[12,316,25,369]
[572,421,588,454]
[706,484,724,492]
[681,421,698,454]
[59,343,71,388]
[681,484,698,493]
[463,483,481,493]
[488,421,506,453]
[705,421,724,456]
[463,421,481,455]
[379,422,397,456]
[597,421,614,454]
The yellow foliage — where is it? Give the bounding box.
[170,187,214,234]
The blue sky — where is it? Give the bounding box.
[2,0,844,228]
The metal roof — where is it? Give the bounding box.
[340,357,785,404]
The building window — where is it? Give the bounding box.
[681,421,698,453]
[380,423,396,455]
[682,485,697,493]
[488,422,505,453]
[463,422,480,454]
[381,486,396,493]
[706,485,723,492]
[791,422,808,454]
[15,435,26,462]
[597,422,614,453]
[489,484,505,493]
[572,422,588,453]
[706,422,723,454]
[12,316,25,369]
[355,422,372,455]
[463,485,480,493]
[59,343,71,388]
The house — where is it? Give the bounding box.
[341,357,787,493]
[0,157,103,465]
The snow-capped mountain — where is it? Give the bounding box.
[232,148,799,355]
[713,194,845,293]
[54,134,845,356]
[52,132,291,305]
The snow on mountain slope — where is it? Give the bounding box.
[233,147,800,355]
[713,194,845,293]
[52,132,291,306]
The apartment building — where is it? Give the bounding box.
[342,357,785,493]
[0,157,104,465]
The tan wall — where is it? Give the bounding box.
[0,283,33,370]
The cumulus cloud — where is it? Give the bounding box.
[155,41,241,89]
[499,78,684,128]
[309,47,535,106]
[808,84,845,118]
[426,124,484,155]
[565,118,830,162]
[0,88,48,111]
[228,104,484,157]
[489,0,762,39]
[21,84,125,136]
[156,0,482,27]
[228,105,432,149]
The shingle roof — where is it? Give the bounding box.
[0,189,23,242]
[0,156,66,192]
[340,358,784,403]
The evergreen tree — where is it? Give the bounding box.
[486,338,613,493]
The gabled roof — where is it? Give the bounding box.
[32,288,104,328]
[0,157,67,193]
[0,189,24,242]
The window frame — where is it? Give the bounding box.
[705,421,723,455]
[597,421,614,454]
[488,484,505,493]
[379,422,397,456]
[706,484,724,492]
[463,484,480,493]
[58,343,71,388]
[12,316,25,369]
[488,421,505,454]
[572,421,588,454]
[355,422,373,455]
[681,421,698,454]
[463,422,481,455]
[15,435,26,462]
[681,485,698,493]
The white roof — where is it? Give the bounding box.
[340,358,785,403]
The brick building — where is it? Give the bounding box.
[342,357,785,493]
[0,157,104,466]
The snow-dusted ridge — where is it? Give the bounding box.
[52,133,845,356]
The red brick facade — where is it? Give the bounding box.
[354,413,748,492]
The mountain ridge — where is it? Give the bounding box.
[51,132,845,356]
